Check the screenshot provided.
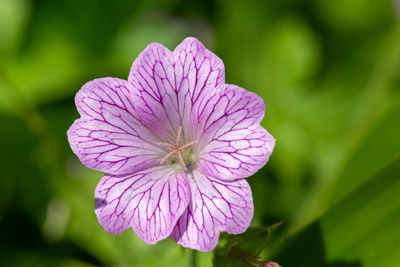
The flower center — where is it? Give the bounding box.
[156,126,198,172]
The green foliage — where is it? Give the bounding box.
[274,156,400,267]
[321,156,400,266]
[214,222,283,266]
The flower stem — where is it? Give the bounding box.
[190,250,197,267]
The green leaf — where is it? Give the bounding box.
[214,222,283,267]
[0,0,29,54]
[320,156,400,266]
[329,96,400,205]
[275,156,400,267]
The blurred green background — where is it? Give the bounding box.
[1,0,400,266]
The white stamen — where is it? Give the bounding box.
[156,126,197,171]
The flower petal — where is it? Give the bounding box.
[67,78,165,175]
[171,170,253,252]
[193,84,275,180]
[128,37,225,142]
[95,166,190,244]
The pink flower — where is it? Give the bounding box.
[67,37,275,252]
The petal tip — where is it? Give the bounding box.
[178,36,204,47]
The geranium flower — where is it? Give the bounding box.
[67,37,275,252]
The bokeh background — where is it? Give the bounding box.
[1,0,400,266]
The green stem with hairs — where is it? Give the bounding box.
[190,250,197,267]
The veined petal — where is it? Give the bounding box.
[171,170,253,252]
[67,78,165,175]
[128,37,225,142]
[95,166,190,244]
[193,84,275,180]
